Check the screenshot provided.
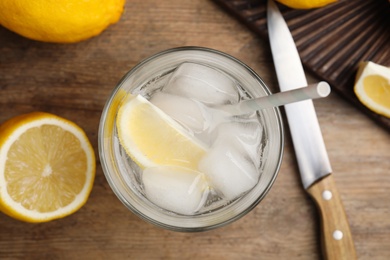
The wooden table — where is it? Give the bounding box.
[1,1,389,259]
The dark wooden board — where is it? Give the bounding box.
[212,0,390,131]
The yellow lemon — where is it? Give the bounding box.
[116,94,207,170]
[0,112,96,222]
[354,61,390,118]
[0,0,125,43]
[275,0,337,9]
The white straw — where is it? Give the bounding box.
[219,82,331,115]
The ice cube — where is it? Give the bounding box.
[150,92,210,134]
[142,166,209,215]
[199,121,263,201]
[212,120,263,168]
[163,62,239,105]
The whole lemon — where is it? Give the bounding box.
[0,0,126,43]
[276,0,337,9]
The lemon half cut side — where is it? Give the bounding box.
[0,112,96,222]
[354,61,390,118]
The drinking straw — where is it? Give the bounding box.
[219,81,331,115]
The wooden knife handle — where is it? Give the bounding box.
[307,174,357,260]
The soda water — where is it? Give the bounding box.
[113,62,268,216]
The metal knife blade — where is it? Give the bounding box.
[267,0,356,259]
[267,0,331,189]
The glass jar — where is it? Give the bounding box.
[98,47,284,232]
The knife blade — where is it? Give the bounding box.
[266,0,356,259]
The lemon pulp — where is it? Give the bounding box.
[0,112,95,222]
[363,75,390,110]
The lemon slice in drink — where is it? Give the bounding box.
[354,61,390,118]
[0,112,96,222]
[116,95,207,169]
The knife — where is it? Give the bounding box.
[266,1,356,259]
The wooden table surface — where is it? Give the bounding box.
[1,1,389,259]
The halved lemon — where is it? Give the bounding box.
[116,94,207,170]
[354,61,390,118]
[0,112,96,222]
